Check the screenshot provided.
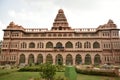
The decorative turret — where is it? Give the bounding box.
[107,19,114,24]
[51,9,71,30]
[7,21,24,30]
[97,19,117,29]
[107,19,117,28]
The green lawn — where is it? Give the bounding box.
[0,71,120,80]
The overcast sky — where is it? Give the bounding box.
[0,0,120,40]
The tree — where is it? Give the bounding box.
[40,63,56,80]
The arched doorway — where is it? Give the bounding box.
[37,54,43,64]
[75,54,82,65]
[94,54,101,65]
[46,54,53,64]
[85,54,91,65]
[55,54,63,65]
[66,54,73,65]
[28,54,34,64]
[19,54,25,64]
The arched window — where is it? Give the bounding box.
[93,42,100,48]
[66,54,73,65]
[28,54,34,64]
[84,41,91,48]
[19,54,25,64]
[59,26,62,30]
[75,54,82,65]
[46,42,53,48]
[37,54,43,64]
[85,54,91,65]
[94,54,101,64]
[75,42,82,48]
[37,42,44,48]
[55,54,63,65]
[56,42,62,48]
[21,42,27,48]
[65,41,73,48]
[29,42,35,48]
[46,54,53,64]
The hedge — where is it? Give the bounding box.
[76,68,118,77]
[18,65,65,72]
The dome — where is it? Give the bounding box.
[58,9,64,13]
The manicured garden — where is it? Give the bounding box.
[0,71,120,80]
[0,63,120,80]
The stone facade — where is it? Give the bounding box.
[0,9,120,65]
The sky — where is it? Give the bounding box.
[0,0,120,40]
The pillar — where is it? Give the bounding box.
[82,56,85,64]
[63,58,66,65]
[34,55,37,64]
[73,58,75,65]
[25,55,28,65]
[92,57,94,65]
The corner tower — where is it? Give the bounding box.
[51,9,71,30]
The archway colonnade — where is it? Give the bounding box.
[19,53,101,65]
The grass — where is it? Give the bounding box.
[0,71,119,80]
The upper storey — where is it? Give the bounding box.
[51,9,72,30]
[4,9,119,33]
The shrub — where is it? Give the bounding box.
[76,68,118,77]
[40,63,56,80]
[18,64,65,72]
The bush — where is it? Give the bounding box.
[18,66,42,72]
[76,68,118,77]
[55,65,65,72]
[18,64,65,72]
[40,63,56,80]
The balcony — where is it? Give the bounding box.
[54,46,64,51]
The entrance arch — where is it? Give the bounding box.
[37,54,43,64]
[46,54,53,64]
[85,54,91,65]
[55,54,63,65]
[19,54,25,64]
[75,54,82,65]
[66,54,73,65]
[94,54,101,65]
[28,54,34,64]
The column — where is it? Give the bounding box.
[92,57,94,65]
[34,55,37,64]
[25,55,28,65]
[73,58,75,65]
[82,56,84,64]
[63,58,66,65]
[43,55,46,63]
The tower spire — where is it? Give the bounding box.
[51,9,71,30]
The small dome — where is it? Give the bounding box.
[107,19,114,24]
[9,21,15,26]
[58,9,64,13]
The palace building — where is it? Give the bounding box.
[0,9,120,65]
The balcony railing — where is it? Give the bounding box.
[54,47,64,51]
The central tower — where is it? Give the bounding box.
[51,9,71,30]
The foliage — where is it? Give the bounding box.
[40,63,56,80]
[18,66,42,72]
[55,65,65,72]
[18,64,65,72]
[76,68,118,77]
[65,66,77,80]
